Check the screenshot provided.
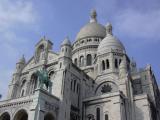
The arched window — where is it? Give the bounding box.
[96,108,100,120]
[13,109,28,120]
[80,56,84,67]
[30,74,38,94]
[106,59,110,69]
[0,112,10,120]
[74,58,77,66]
[115,59,118,68]
[21,80,26,86]
[20,80,26,97]
[87,54,92,66]
[105,114,109,120]
[39,44,45,52]
[38,44,45,60]
[102,60,105,70]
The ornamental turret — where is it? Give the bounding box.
[15,55,26,73]
[60,37,72,58]
[59,37,72,69]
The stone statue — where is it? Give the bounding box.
[35,65,52,90]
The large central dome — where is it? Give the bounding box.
[75,10,106,41]
[76,22,106,41]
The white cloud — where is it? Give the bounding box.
[114,9,160,41]
[0,0,38,99]
[0,0,37,58]
[0,0,36,31]
[94,0,160,42]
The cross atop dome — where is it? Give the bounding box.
[90,9,97,23]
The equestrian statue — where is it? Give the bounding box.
[35,65,52,90]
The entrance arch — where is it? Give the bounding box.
[14,109,28,120]
[0,112,10,120]
[44,113,54,120]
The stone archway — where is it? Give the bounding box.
[14,109,28,120]
[44,113,54,120]
[0,112,10,120]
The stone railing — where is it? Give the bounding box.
[0,95,34,108]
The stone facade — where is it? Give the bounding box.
[0,10,160,120]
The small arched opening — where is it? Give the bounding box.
[96,108,100,120]
[79,56,84,67]
[14,109,28,120]
[0,112,10,120]
[105,114,109,120]
[115,58,118,68]
[86,54,92,66]
[36,44,45,61]
[106,59,110,69]
[74,58,78,66]
[44,113,54,120]
[102,60,105,70]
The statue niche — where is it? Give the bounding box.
[35,44,46,62]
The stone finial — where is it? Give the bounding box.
[19,54,25,64]
[146,64,151,70]
[131,57,136,67]
[106,22,113,35]
[90,9,97,23]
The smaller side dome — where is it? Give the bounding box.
[97,23,125,55]
[61,37,71,46]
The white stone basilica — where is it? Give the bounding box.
[0,10,160,120]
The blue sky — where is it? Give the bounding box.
[0,0,160,99]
